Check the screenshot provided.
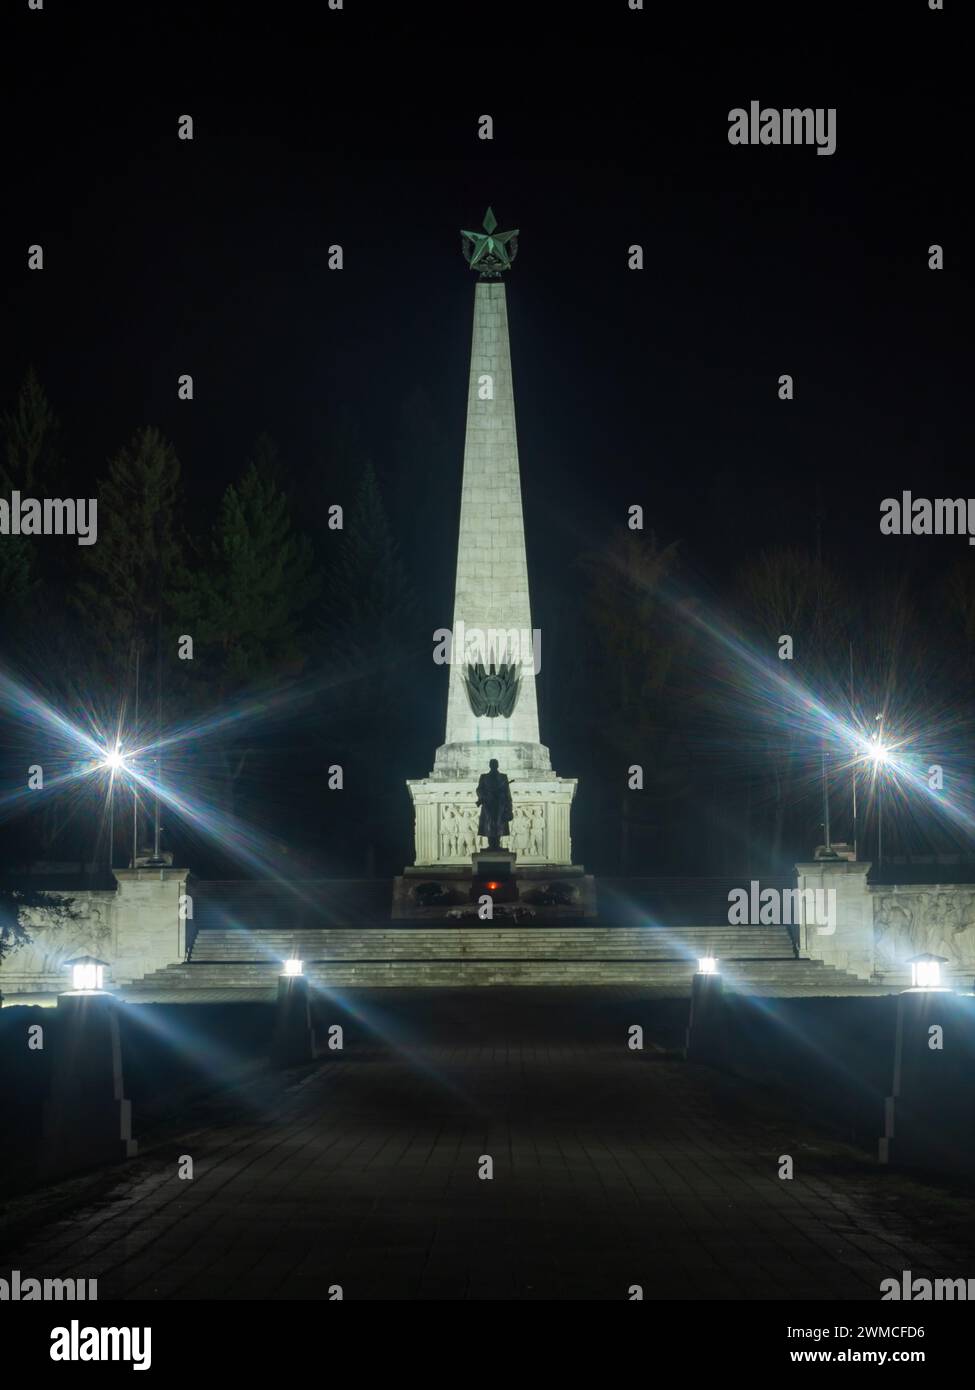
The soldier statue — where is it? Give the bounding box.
[476,759,513,851]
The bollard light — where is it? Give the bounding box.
[65,955,107,992]
[697,956,718,975]
[908,953,947,990]
[282,958,304,977]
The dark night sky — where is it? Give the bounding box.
[3,9,970,601]
[1,4,972,877]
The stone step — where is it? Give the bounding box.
[125,957,891,997]
[112,922,894,1000]
[149,962,820,979]
[188,926,796,963]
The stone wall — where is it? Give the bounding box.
[3,890,116,994]
[407,777,576,867]
[796,860,975,987]
[795,860,873,979]
[872,885,975,984]
[0,868,189,996]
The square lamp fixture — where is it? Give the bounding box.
[282,958,304,977]
[698,956,719,976]
[908,953,947,990]
[65,955,108,992]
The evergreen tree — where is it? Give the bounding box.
[1,366,63,494]
[0,368,63,622]
[171,455,321,830]
[178,460,320,691]
[74,426,183,676]
[246,431,289,496]
[0,527,36,617]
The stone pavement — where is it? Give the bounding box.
[2,989,974,1300]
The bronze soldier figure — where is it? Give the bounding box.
[476,759,513,851]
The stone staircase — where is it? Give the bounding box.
[120,924,894,999]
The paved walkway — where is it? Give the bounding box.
[3,991,974,1300]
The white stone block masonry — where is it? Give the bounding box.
[409,279,577,866]
[0,869,189,996]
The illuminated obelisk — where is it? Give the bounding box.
[405,210,577,871]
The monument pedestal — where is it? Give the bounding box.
[406,773,576,868]
[393,859,595,920]
[471,849,517,873]
[471,849,518,904]
[396,769,593,918]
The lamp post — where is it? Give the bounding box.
[132,647,140,868]
[685,955,725,1065]
[103,744,127,872]
[821,740,832,855]
[153,507,164,863]
[863,715,892,870]
[878,953,975,1177]
[849,642,858,859]
[270,955,319,1068]
[42,956,137,1178]
[872,713,886,868]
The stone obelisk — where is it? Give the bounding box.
[405,210,577,870]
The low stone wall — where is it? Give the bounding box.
[4,890,117,994]
[872,884,975,986]
[0,868,189,995]
[698,993,897,1149]
[796,861,975,988]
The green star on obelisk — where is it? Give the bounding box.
[460,206,519,278]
